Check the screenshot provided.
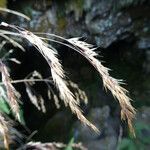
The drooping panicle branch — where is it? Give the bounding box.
[67,38,136,135]
[0,60,20,121]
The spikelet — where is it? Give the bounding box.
[0,113,9,150]
[0,60,20,121]
[67,80,88,105]
[68,38,136,135]
[25,84,43,112]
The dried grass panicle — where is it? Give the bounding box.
[68,38,136,135]
[19,141,87,150]
[0,60,20,121]
[0,23,98,132]
[0,113,9,150]
[0,22,136,135]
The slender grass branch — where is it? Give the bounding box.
[0,78,53,85]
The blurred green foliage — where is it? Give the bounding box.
[118,122,150,150]
[65,137,75,150]
[0,97,10,114]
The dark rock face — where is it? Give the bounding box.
[84,0,132,48]
[6,0,150,49]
